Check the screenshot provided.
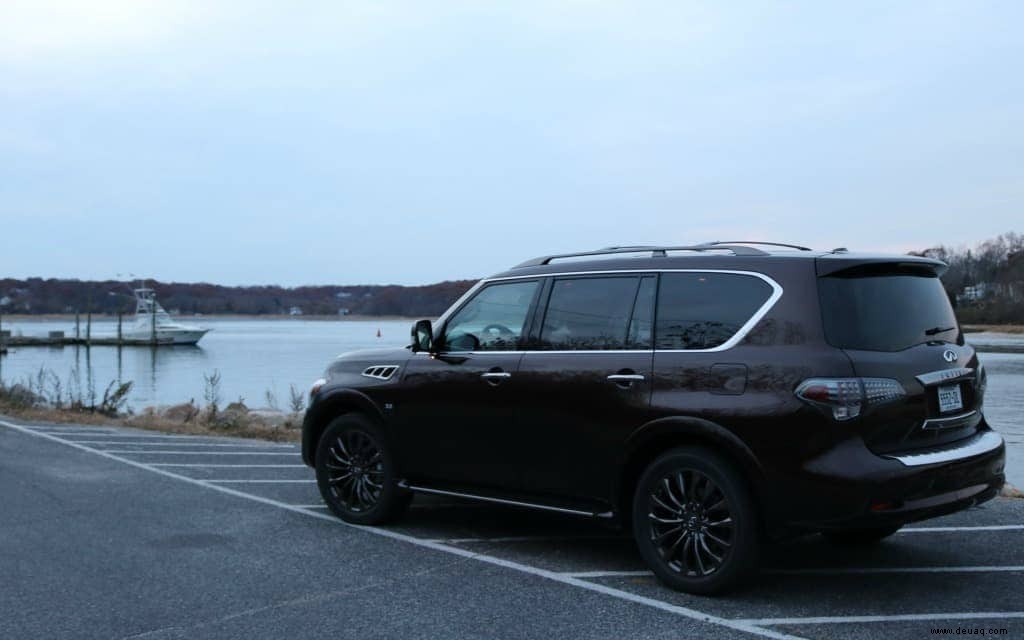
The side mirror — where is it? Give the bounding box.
[411,319,434,353]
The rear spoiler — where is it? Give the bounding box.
[815,254,948,278]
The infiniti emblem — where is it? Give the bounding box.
[943,349,958,363]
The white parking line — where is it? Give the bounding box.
[149,464,307,468]
[562,570,651,579]
[207,479,317,484]
[67,440,295,448]
[292,504,329,509]
[102,451,300,455]
[900,524,1024,533]
[736,612,1024,626]
[0,420,802,640]
[434,534,630,544]
[767,565,1024,575]
[36,430,293,443]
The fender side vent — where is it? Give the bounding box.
[361,365,399,381]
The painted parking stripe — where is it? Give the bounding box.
[0,420,802,640]
[563,570,651,579]
[101,451,300,455]
[564,564,1024,579]
[40,430,296,443]
[767,565,1024,575]
[736,612,1024,626]
[149,463,307,468]
[68,440,295,448]
[207,479,317,484]
[292,504,329,509]
[900,524,1024,533]
[435,534,630,544]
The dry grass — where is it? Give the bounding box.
[963,324,1024,334]
[124,413,300,442]
[0,404,300,443]
[1002,484,1024,499]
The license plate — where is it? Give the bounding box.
[937,384,963,413]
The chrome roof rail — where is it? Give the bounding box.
[514,244,769,268]
[702,240,813,251]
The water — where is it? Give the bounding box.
[2,320,1022,486]
[0,318,411,410]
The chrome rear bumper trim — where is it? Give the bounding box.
[885,431,1004,467]
[922,410,979,430]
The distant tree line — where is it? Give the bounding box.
[0,278,475,318]
[3,232,1021,324]
[912,232,1024,324]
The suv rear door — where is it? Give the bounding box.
[816,259,984,454]
[515,274,656,501]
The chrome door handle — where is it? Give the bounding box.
[481,372,512,380]
[607,374,645,382]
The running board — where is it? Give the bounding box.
[398,481,615,519]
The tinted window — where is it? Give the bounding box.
[819,273,959,352]
[443,280,539,351]
[655,273,773,350]
[540,277,639,350]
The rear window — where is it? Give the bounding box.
[818,273,960,352]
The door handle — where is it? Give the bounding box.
[481,372,512,380]
[607,374,645,382]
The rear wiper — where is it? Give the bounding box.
[924,326,957,336]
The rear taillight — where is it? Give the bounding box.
[795,377,905,421]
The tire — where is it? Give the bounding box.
[632,447,760,595]
[315,414,410,525]
[821,525,902,545]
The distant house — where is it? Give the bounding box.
[0,296,10,307]
[338,308,351,316]
[335,291,353,299]
[958,283,991,304]
[289,306,303,316]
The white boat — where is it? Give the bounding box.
[121,288,210,345]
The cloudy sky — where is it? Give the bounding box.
[2,1,1022,286]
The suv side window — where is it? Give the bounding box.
[655,272,773,350]
[443,280,539,351]
[539,276,640,350]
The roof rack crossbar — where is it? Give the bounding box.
[702,240,813,251]
[514,244,769,268]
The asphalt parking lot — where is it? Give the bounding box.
[3,417,1023,640]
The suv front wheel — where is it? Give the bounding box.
[632,447,759,594]
[315,414,410,525]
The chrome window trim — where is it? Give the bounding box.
[884,431,1003,467]
[431,268,784,355]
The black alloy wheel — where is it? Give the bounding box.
[633,447,759,594]
[648,468,734,576]
[315,414,410,525]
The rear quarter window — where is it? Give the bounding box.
[655,273,774,350]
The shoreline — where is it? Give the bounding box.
[0,313,417,323]
[962,324,1024,334]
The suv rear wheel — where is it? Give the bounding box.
[315,414,410,525]
[632,447,759,594]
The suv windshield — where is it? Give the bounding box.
[818,271,960,352]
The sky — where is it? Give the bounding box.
[1,1,1022,286]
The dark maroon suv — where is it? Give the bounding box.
[302,242,1006,593]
